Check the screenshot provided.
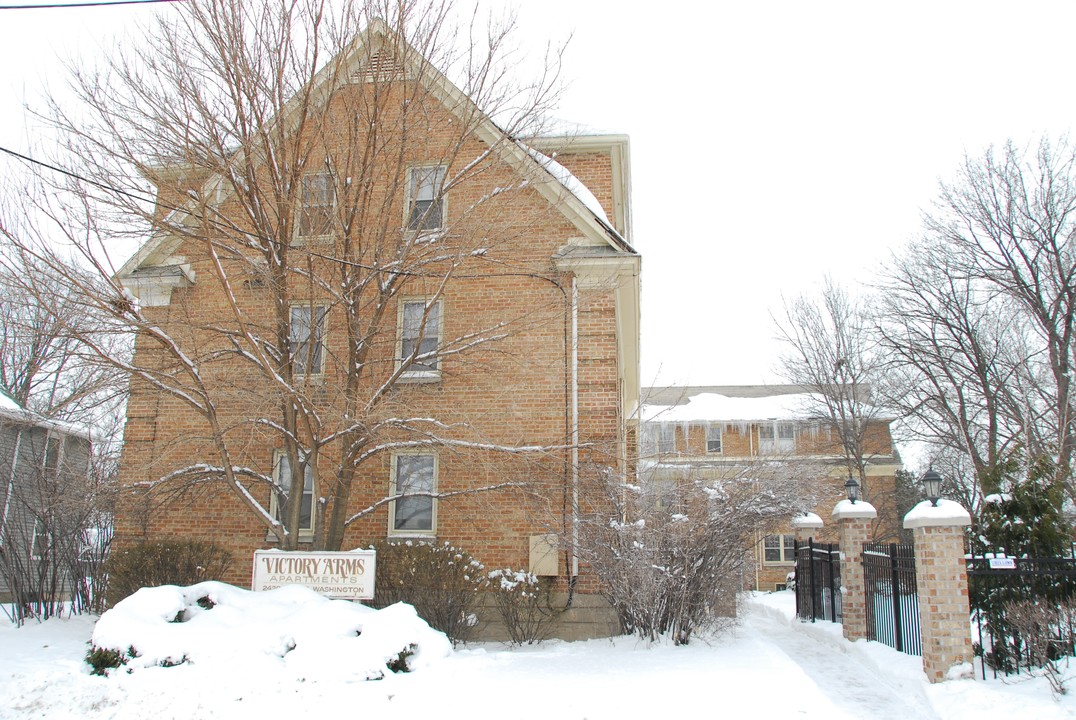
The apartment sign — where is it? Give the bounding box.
[252,550,376,600]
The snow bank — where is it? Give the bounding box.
[91,581,451,681]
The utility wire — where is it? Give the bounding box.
[0,0,183,9]
[0,143,568,285]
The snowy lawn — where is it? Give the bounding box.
[3,588,1076,719]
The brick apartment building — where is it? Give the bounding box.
[639,385,901,592]
[114,19,640,637]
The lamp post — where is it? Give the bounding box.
[845,475,860,504]
[921,469,943,507]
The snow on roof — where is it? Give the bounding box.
[641,392,824,423]
[0,389,21,413]
[0,390,95,441]
[525,146,609,223]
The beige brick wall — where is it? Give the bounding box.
[114,77,633,617]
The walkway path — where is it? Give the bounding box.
[744,604,939,719]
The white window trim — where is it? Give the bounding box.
[269,449,315,540]
[389,453,437,537]
[397,298,443,382]
[289,303,328,378]
[763,533,796,565]
[404,164,447,239]
[295,171,335,242]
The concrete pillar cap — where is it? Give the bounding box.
[832,499,877,520]
[903,499,972,529]
[791,512,824,529]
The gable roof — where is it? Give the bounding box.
[118,17,635,282]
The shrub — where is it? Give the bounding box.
[85,646,127,676]
[103,539,232,606]
[1000,599,1076,696]
[368,540,487,646]
[386,644,417,673]
[574,461,815,644]
[488,569,559,646]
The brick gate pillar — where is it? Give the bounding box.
[833,499,877,642]
[904,499,973,682]
[792,512,823,544]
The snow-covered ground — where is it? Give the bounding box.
[3,588,1075,719]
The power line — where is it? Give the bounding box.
[0,0,182,9]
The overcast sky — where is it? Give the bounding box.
[3,1,1076,388]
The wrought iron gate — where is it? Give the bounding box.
[863,542,921,655]
[794,539,841,623]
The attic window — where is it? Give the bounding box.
[351,50,405,83]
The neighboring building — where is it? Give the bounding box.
[113,20,640,638]
[0,391,94,601]
[639,385,901,592]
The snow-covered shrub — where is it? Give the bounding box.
[85,581,451,680]
[574,462,818,644]
[104,539,231,606]
[368,540,488,646]
[488,568,559,646]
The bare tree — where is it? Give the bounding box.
[0,252,127,428]
[2,0,594,551]
[878,138,1076,503]
[577,459,824,644]
[775,279,890,500]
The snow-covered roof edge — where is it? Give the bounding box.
[0,389,96,442]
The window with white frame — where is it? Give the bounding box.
[273,450,314,535]
[399,299,441,378]
[298,172,334,239]
[390,454,436,535]
[406,165,446,232]
[759,422,795,454]
[706,424,723,454]
[289,304,326,376]
[764,534,796,564]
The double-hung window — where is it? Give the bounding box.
[399,299,441,378]
[290,305,326,376]
[390,454,436,535]
[706,424,723,454]
[406,165,446,232]
[298,172,334,239]
[274,450,314,535]
[764,534,796,564]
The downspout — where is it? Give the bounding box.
[0,428,22,544]
[570,275,580,582]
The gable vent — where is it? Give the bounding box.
[350,50,406,84]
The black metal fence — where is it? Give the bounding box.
[966,553,1076,679]
[863,542,921,655]
[794,539,841,623]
